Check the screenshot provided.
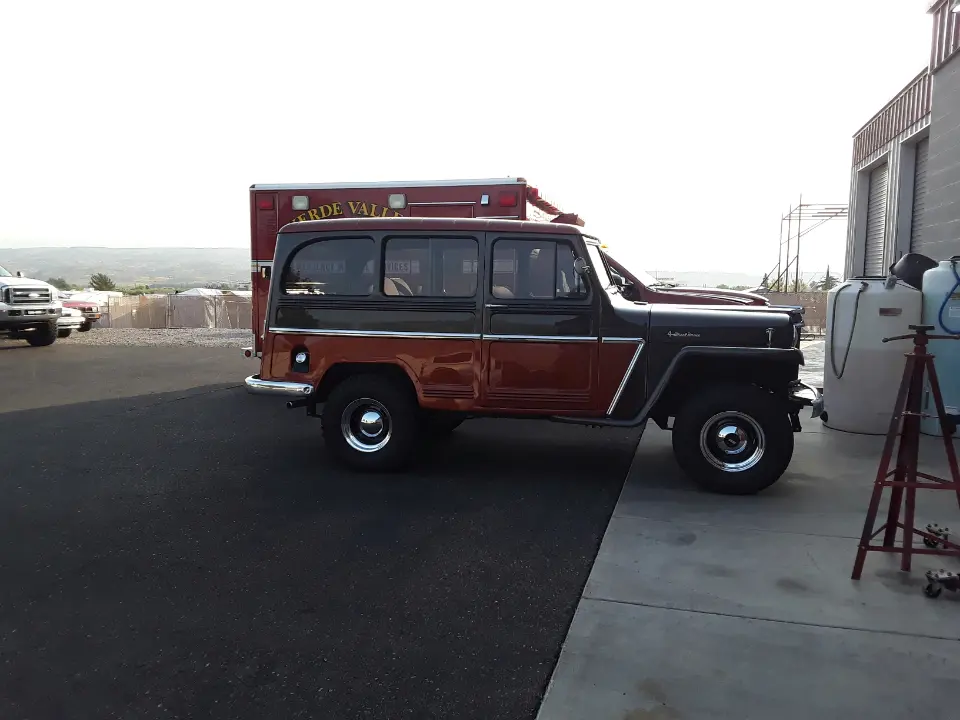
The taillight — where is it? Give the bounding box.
[498,191,518,207]
[257,197,274,210]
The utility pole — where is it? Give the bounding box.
[794,193,803,292]
[784,205,792,292]
[775,216,784,291]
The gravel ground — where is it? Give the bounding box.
[60,327,254,347]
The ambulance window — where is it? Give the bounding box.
[282,237,376,296]
[491,238,587,300]
[382,236,478,297]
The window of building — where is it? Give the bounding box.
[491,238,588,300]
[382,236,479,297]
[282,237,376,295]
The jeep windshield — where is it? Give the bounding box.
[599,249,666,288]
[0,264,12,277]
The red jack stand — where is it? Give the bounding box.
[851,324,960,581]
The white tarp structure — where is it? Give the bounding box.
[100,293,252,329]
[178,287,223,297]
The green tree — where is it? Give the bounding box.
[812,266,839,292]
[46,277,71,291]
[760,273,769,289]
[90,273,116,291]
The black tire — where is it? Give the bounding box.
[321,374,421,472]
[672,383,794,495]
[25,321,57,347]
[57,329,72,339]
[79,321,92,332]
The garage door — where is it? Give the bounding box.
[864,164,888,276]
[910,138,929,252]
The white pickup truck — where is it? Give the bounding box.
[0,264,62,346]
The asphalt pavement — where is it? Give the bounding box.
[0,344,642,719]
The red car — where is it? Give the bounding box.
[60,298,101,331]
[602,252,770,307]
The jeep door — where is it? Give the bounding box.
[479,232,599,412]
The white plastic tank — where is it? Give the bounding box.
[822,278,922,434]
[920,257,960,436]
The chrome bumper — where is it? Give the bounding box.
[244,374,313,397]
[788,380,823,417]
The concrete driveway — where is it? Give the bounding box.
[536,421,960,719]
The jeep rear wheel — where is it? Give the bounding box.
[672,384,794,495]
[25,321,57,347]
[321,374,421,472]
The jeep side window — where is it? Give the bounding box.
[282,237,376,296]
[382,236,478,297]
[491,239,587,300]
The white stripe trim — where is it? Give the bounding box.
[606,339,646,416]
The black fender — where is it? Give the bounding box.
[551,346,804,428]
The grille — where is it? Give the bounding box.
[6,287,53,305]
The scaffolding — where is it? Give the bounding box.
[765,198,849,292]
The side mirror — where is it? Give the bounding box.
[573,257,590,276]
[15,270,23,278]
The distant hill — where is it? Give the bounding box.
[0,246,832,289]
[651,270,828,288]
[0,247,248,286]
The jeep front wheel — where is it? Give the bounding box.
[672,384,794,495]
[321,374,421,472]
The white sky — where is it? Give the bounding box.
[0,0,935,278]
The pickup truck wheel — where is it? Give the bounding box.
[79,321,92,332]
[321,374,420,472]
[57,329,72,338]
[672,384,794,495]
[25,321,58,347]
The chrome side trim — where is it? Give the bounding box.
[484,334,597,343]
[266,327,600,343]
[244,374,314,397]
[407,201,477,206]
[606,339,646,416]
[601,336,646,343]
[268,327,481,340]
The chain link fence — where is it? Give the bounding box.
[98,295,252,329]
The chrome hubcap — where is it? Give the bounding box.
[341,398,392,453]
[699,411,765,472]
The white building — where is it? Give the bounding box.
[845,0,960,278]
